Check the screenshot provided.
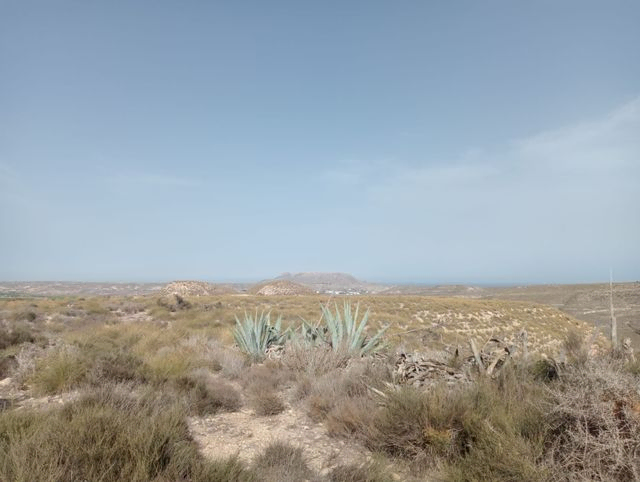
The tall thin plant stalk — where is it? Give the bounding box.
[610,268,617,349]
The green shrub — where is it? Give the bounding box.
[350,372,549,480]
[530,358,561,382]
[0,385,252,482]
[30,346,87,395]
[200,456,256,482]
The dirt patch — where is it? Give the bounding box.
[189,398,372,475]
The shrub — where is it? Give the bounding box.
[0,385,250,482]
[233,311,286,362]
[282,342,350,376]
[366,386,439,459]
[88,349,147,385]
[173,372,241,416]
[625,358,640,375]
[353,371,550,480]
[241,362,293,392]
[199,456,256,482]
[326,396,377,438]
[530,358,561,382]
[144,346,196,382]
[30,345,87,395]
[328,461,395,482]
[0,355,17,379]
[0,324,36,350]
[220,349,248,378]
[250,390,286,416]
[252,441,314,482]
[300,356,391,423]
[563,330,589,365]
[544,359,640,481]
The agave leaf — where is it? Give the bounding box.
[233,310,284,361]
[335,302,344,346]
[351,306,370,351]
[312,301,386,356]
[352,302,360,337]
[359,324,388,356]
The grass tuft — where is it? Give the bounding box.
[328,461,395,482]
[252,441,314,482]
[250,390,286,416]
[172,372,242,416]
[30,345,87,395]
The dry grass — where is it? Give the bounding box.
[0,384,253,482]
[29,345,87,395]
[282,342,351,376]
[326,396,378,438]
[240,363,291,416]
[328,461,395,482]
[0,323,37,350]
[172,371,242,416]
[241,362,293,392]
[544,358,640,481]
[0,354,17,379]
[301,357,391,424]
[249,390,286,416]
[252,441,315,482]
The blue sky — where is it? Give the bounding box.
[1,1,639,284]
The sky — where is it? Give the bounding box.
[1,1,639,284]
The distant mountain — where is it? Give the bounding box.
[274,272,387,293]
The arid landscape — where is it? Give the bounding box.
[0,276,638,481]
[4,1,638,480]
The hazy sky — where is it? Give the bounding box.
[1,1,639,284]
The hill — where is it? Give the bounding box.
[161,280,238,297]
[275,272,385,294]
[249,280,315,296]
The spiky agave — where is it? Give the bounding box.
[318,301,387,356]
[233,310,285,362]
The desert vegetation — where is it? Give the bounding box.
[0,293,638,481]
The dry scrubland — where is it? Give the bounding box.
[0,293,639,481]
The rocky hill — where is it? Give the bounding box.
[250,280,315,296]
[275,272,386,294]
[161,281,237,297]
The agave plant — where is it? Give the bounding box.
[311,301,387,356]
[233,310,286,362]
[300,317,327,346]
